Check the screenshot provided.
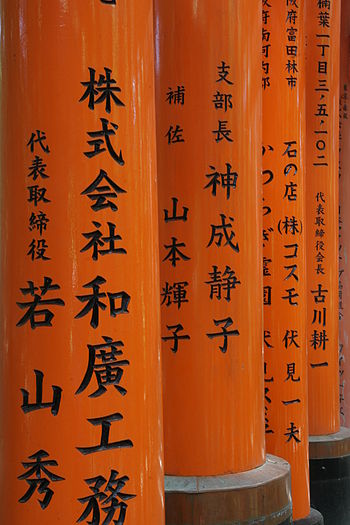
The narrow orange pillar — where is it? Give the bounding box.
[339,0,350,427]
[0,2,164,524]
[155,2,292,524]
[305,0,340,436]
[262,2,318,522]
[306,2,350,522]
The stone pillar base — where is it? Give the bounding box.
[293,508,324,524]
[309,427,350,524]
[165,454,292,524]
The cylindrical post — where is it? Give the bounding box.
[155,2,292,523]
[339,0,350,428]
[305,0,340,439]
[262,2,320,523]
[0,2,164,524]
[305,2,350,522]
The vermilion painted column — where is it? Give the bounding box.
[0,2,164,524]
[262,2,318,523]
[306,2,350,523]
[339,0,350,427]
[155,2,292,524]
[305,0,340,437]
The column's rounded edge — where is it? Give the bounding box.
[165,454,290,493]
[309,426,350,459]
[165,455,292,524]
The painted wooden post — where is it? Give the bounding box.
[155,1,292,523]
[0,1,164,524]
[305,0,340,438]
[306,2,350,522]
[339,0,350,428]
[262,2,322,523]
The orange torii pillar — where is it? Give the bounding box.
[262,2,322,523]
[0,2,164,524]
[339,0,350,428]
[305,1,350,523]
[154,1,292,524]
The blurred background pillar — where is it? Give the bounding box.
[339,0,350,428]
[262,2,322,523]
[305,1,350,522]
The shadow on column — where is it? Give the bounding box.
[165,455,292,525]
[309,427,350,524]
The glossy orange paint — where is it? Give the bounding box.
[154,0,265,476]
[0,1,164,524]
[262,1,310,520]
[339,0,350,427]
[305,0,341,435]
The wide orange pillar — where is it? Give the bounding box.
[0,2,164,524]
[339,0,350,427]
[306,2,350,523]
[155,2,292,524]
[262,2,318,523]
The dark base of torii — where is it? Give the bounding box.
[293,508,324,525]
[309,427,350,525]
[165,454,292,524]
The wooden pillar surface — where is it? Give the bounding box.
[339,0,350,427]
[262,1,310,520]
[155,0,265,476]
[0,1,164,523]
[305,0,341,436]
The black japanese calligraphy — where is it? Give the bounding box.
[75,276,130,329]
[77,413,133,455]
[16,277,65,329]
[21,370,62,416]
[76,336,129,398]
[78,470,135,525]
[18,450,64,509]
